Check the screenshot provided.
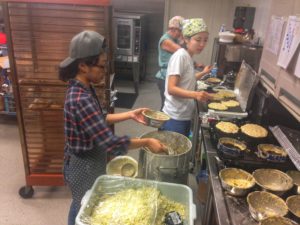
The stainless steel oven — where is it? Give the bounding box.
[112,12,146,94]
[113,12,145,63]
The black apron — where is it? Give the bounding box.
[63,146,106,206]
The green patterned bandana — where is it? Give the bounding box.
[182,18,208,38]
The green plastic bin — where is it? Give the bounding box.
[75,175,197,225]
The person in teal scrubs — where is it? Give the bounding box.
[155,16,184,110]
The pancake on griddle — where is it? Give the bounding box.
[221,100,240,108]
[208,102,228,111]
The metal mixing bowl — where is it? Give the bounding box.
[253,169,294,196]
[219,168,255,196]
[247,191,288,221]
[142,110,170,128]
[106,156,138,178]
[259,216,298,225]
[286,195,300,219]
[287,171,300,195]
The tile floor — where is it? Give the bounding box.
[0,79,202,225]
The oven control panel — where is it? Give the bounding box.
[134,27,141,55]
[115,54,139,63]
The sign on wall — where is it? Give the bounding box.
[265,16,285,55]
[277,16,300,69]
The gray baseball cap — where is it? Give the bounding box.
[60,30,105,68]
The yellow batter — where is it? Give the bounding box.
[241,124,268,138]
[216,121,239,134]
[221,100,240,107]
[208,102,228,111]
[225,178,253,188]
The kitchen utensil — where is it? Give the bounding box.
[247,191,288,221]
[219,168,255,196]
[106,156,138,178]
[253,169,293,196]
[257,144,288,162]
[287,171,300,194]
[240,123,268,148]
[286,195,300,220]
[142,109,170,128]
[259,216,298,225]
[214,121,239,139]
[121,163,136,177]
[139,131,192,184]
[218,137,247,158]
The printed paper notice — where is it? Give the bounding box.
[294,54,300,78]
[266,16,285,55]
[277,16,300,68]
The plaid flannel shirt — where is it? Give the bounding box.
[64,79,129,155]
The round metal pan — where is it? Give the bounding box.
[287,171,300,195]
[219,168,255,196]
[247,191,288,221]
[214,121,239,139]
[259,216,298,225]
[286,195,300,221]
[257,144,288,163]
[142,109,170,128]
[240,124,269,148]
[106,156,138,178]
[217,137,247,158]
[252,169,294,196]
